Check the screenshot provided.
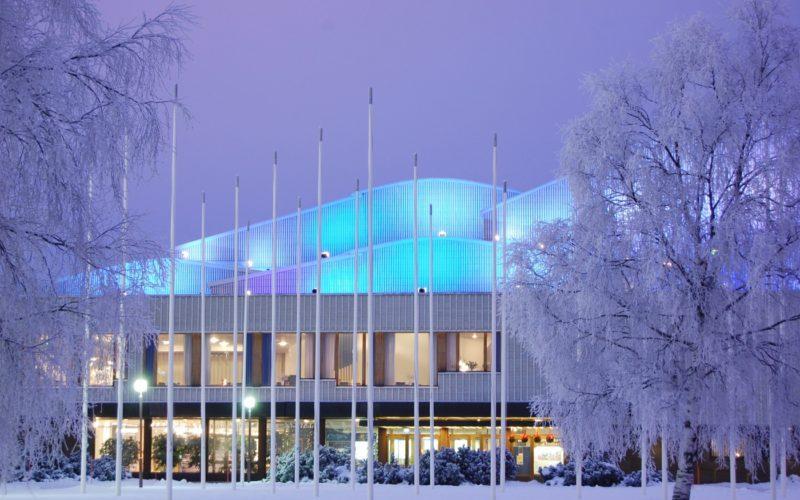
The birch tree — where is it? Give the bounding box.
[0,0,190,483]
[507,2,800,499]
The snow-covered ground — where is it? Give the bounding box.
[3,478,799,500]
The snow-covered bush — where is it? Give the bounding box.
[539,458,624,487]
[273,446,349,483]
[418,449,464,485]
[455,446,516,485]
[621,461,669,487]
[90,456,130,481]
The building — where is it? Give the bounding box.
[85,177,572,481]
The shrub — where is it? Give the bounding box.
[274,446,350,483]
[99,436,139,468]
[151,434,184,471]
[539,458,624,487]
[455,446,516,485]
[90,455,131,481]
[621,461,670,487]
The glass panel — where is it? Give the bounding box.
[89,334,115,386]
[458,332,489,372]
[336,333,368,386]
[92,418,142,472]
[422,437,438,452]
[208,418,234,474]
[389,333,430,386]
[391,438,407,465]
[324,418,368,454]
[274,333,297,386]
[150,418,203,472]
[209,333,243,386]
[155,334,185,386]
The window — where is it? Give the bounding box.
[93,418,142,472]
[436,332,491,372]
[155,334,185,386]
[457,332,490,372]
[150,418,203,472]
[89,334,115,386]
[274,333,315,386]
[208,334,242,386]
[336,333,367,386]
[325,419,368,459]
[385,333,430,386]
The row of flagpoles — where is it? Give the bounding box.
[90,87,513,499]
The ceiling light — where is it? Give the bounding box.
[180,250,189,259]
[278,340,288,347]
[437,230,447,238]
[209,336,219,344]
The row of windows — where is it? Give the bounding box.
[89,331,495,388]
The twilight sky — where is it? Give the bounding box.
[97,0,795,246]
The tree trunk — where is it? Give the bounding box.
[672,419,698,500]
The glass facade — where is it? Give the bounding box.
[93,418,142,472]
[208,333,243,386]
[150,418,203,473]
[155,334,185,386]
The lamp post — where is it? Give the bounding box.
[133,378,148,488]
[243,396,255,483]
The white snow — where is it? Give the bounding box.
[3,478,799,500]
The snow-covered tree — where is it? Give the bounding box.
[0,0,190,484]
[507,1,800,499]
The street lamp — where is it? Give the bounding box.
[243,396,256,482]
[133,378,148,488]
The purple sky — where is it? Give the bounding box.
[97,0,794,246]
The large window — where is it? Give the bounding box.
[150,418,203,473]
[209,334,243,386]
[274,333,315,386]
[436,332,491,372]
[385,333,430,386]
[93,418,142,472]
[155,334,185,386]
[89,334,115,386]
[336,333,367,386]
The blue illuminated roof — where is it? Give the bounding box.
[65,177,572,296]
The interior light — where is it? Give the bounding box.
[161,340,169,345]
[437,230,447,238]
[537,242,545,250]
[278,340,288,347]
[246,259,253,268]
[180,250,189,259]
[471,333,478,339]
[209,336,219,344]
[494,234,500,241]
[246,290,252,296]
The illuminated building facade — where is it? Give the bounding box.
[87,177,572,481]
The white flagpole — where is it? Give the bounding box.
[490,133,498,500]
[80,176,93,494]
[270,152,278,493]
[200,192,207,488]
[351,179,360,489]
[412,155,420,494]
[641,432,648,494]
[114,138,129,496]
[663,430,669,500]
[313,128,323,497]
[367,87,375,500]
[240,223,251,483]
[166,84,178,500]
[780,430,787,498]
[231,175,239,489]
[428,204,435,489]
[294,197,302,487]
[500,181,507,491]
